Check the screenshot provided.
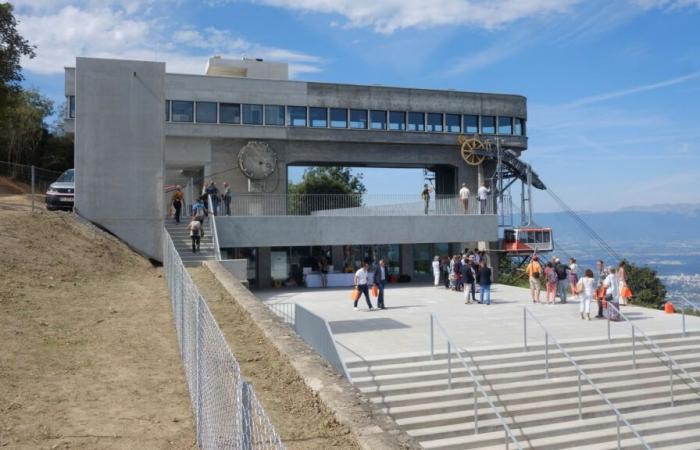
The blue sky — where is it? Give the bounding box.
[14,0,700,212]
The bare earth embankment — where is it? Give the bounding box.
[0,206,195,449]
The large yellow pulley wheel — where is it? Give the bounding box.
[459,136,488,166]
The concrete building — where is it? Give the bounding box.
[64,57,529,287]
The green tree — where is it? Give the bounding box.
[0,88,54,165]
[287,167,366,214]
[0,3,35,106]
[623,259,667,307]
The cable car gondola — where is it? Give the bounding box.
[502,227,554,255]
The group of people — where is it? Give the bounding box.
[202,180,232,216]
[431,250,493,305]
[352,259,388,311]
[420,182,492,215]
[525,256,632,320]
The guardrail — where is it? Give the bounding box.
[670,294,700,337]
[605,301,700,406]
[163,229,284,449]
[522,307,652,450]
[429,313,522,449]
[228,193,496,217]
[266,302,295,326]
[207,194,222,261]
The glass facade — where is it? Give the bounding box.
[242,104,263,125]
[196,101,217,123]
[219,103,240,124]
[481,115,496,134]
[370,110,387,130]
[171,100,194,122]
[288,106,307,127]
[350,109,368,129]
[427,113,443,132]
[413,243,450,279]
[445,114,460,133]
[515,118,525,136]
[389,111,406,131]
[330,108,347,128]
[68,95,76,118]
[498,116,513,135]
[310,107,328,127]
[464,115,478,133]
[164,100,169,122]
[408,112,425,131]
[264,105,285,125]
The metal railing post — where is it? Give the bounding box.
[473,382,478,434]
[616,414,621,450]
[632,326,636,369]
[430,314,434,359]
[523,308,528,351]
[683,307,686,337]
[196,296,203,447]
[670,359,674,407]
[30,165,35,212]
[241,382,252,450]
[578,372,582,420]
[544,332,549,379]
[607,313,611,343]
[447,341,452,389]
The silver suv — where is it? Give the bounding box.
[45,169,75,211]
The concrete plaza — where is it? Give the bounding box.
[257,283,700,362]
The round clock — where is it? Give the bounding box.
[238,141,277,180]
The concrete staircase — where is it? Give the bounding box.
[165,217,218,267]
[347,332,700,449]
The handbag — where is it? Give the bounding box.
[351,287,361,301]
[621,286,633,298]
[371,285,379,298]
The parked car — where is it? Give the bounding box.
[45,168,75,211]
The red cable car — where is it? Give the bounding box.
[502,227,554,255]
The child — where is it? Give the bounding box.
[544,262,557,304]
[577,269,596,320]
[188,218,201,253]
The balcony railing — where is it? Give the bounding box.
[223,193,496,217]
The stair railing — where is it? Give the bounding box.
[207,195,222,261]
[430,313,522,450]
[605,301,700,406]
[522,307,652,450]
[670,294,700,337]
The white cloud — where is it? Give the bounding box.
[633,0,700,9]
[14,2,323,77]
[250,0,580,34]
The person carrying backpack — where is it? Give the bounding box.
[554,257,569,303]
[192,197,207,237]
[188,218,201,253]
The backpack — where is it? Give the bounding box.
[555,264,567,280]
[546,269,558,284]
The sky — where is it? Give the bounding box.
[12,0,700,213]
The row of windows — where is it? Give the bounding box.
[165,100,526,136]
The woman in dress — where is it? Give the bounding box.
[618,261,631,305]
[577,269,596,320]
[568,258,579,299]
[432,256,441,288]
[544,262,557,305]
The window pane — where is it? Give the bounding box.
[68,95,76,118]
[330,108,347,128]
[288,106,307,126]
[407,112,425,131]
[264,105,285,125]
[370,110,386,130]
[427,113,443,132]
[464,115,478,133]
[445,114,460,133]
[349,109,367,129]
[498,116,513,135]
[220,103,240,124]
[310,107,327,127]
[389,111,406,131]
[481,115,495,134]
[196,101,217,123]
[171,100,194,122]
[242,104,263,125]
[514,118,524,136]
[165,100,170,122]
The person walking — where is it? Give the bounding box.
[353,262,373,311]
[442,256,451,288]
[603,266,621,320]
[191,197,207,237]
[373,259,388,309]
[544,262,558,304]
[432,256,441,287]
[595,260,608,318]
[577,269,596,320]
[477,260,492,305]
[618,261,630,306]
[205,180,219,215]
[187,218,201,253]
[221,181,232,216]
[569,258,580,299]
[318,257,329,288]
[477,181,490,214]
[459,183,470,214]
[526,255,543,303]
[554,257,569,303]
[421,184,433,215]
[171,185,184,224]
[461,259,476,304]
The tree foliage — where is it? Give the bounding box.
[623,259,667,307]
[0,3,35,105]
[287,167,366,214]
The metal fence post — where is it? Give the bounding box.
[430,314,434,359]
[447,341,452,389]
[544,332,549,379]
[196,296,203,447]
[523,309,528,351]
[241,382,253,450]
[30,165,35,212]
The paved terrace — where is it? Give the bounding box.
[257,284,700,362]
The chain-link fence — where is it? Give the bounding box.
[0,161,66,211]
[163,230,285,449]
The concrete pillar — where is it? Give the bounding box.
[400,244,413,278]
[488,244,500,282]
[331,246,344,272]
[257,247,272,288]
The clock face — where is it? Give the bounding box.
[238,141,277,180]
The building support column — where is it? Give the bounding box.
[400,244,413,278]
[257,247,272,288]
[331,246,345,272]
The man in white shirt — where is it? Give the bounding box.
[459,183,470,214]
[477,182,491,214]
[354,262,373,311]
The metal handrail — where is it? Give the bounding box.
[207,194,222,261]
[670,294,700,337]
[522,307,652,450]
[430,313,522,450]
[606,301,700,405]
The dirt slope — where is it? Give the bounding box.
[0,208,195,449]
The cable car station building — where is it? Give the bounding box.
[64,57,530,287]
